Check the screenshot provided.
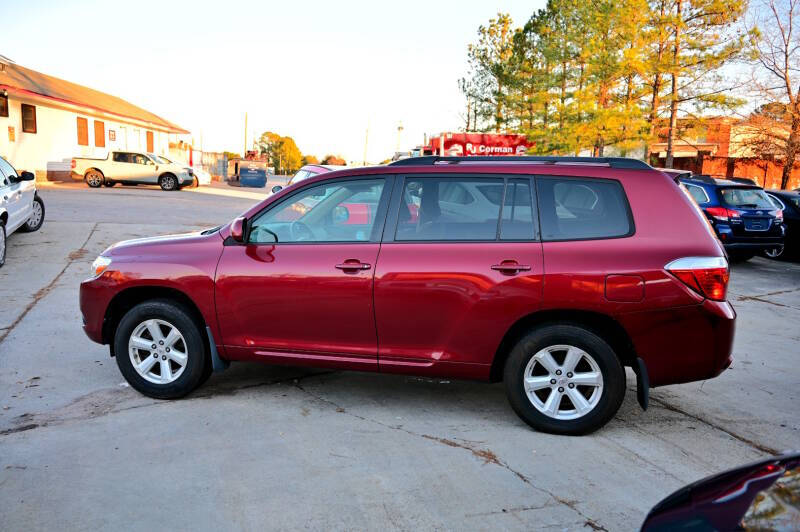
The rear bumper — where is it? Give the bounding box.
[723,240,783,250]
[619,300,736,387]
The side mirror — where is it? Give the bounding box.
[230,216,246,243]
[19,171,35,181]
[271,185,283,194]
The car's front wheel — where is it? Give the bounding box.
[114,300,208,399]
[19,195,45,232]
[159,174,178,191]
[504,324,625,435]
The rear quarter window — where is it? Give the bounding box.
[537,177,632,241]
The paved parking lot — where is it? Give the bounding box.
[1,183,798,530]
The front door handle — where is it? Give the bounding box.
[491,261,531,274]
[335,260,371,272]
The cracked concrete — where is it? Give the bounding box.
[1,185,799,530]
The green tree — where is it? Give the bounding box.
[257,131,303,174]
[661,0,749,167]
[321,154,346,165]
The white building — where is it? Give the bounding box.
[0,57,189,179]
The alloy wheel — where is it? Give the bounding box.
[128,319,188,385]
[86,172,102,187]
[523,344,604,421]
[764,245,784,259]
[26,201,43,230]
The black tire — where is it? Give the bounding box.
[0,223,6,268]
[761,244,785,260]
[104,180,116,187]
[85,170,104,188]
[19,195,45,233]
[114,299,208,399]
[503,324,626,435]
[159,174,178,191]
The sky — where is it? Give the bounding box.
[0,0,543,163]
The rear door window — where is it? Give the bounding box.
[395,177,503,241]
[537,177,632,241]
[500,178,536,240]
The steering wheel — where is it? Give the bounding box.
[289,221,315,241]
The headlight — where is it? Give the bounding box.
[90,256,112,278]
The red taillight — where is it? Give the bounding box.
[704,206,740,222]
[772,209,783,221]
[666,257,729,301]
[71,159,76,169]
[714,463,784,503]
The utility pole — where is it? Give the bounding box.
[396,121,404,153]
[243,112,248,158]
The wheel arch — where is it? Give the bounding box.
[159,172,177,179]
[0,209,7,225]
[489,309,637,382]
[84,167,105,178]
[102,285,210,360]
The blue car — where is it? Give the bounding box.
[678,175,785,261]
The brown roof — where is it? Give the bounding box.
[0,62,189,134]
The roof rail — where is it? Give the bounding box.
[388,155,652,170]
[727,177,757,186]
[685,174,717,184]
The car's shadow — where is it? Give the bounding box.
[192,362,643,432]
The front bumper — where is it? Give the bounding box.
[79,274,114,344]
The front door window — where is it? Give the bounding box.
[249,179,386,244]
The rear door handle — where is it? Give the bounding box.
[491,261,531,274]
[335,260,371,271]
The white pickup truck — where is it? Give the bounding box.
[72,151,193,191]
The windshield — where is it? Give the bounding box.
[719,187,774,209]
[149,155,168,164]
[288,169,316,185]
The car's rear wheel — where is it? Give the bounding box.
[114,300,208,399]
[159,174,178,191]
[19,195,45,232]
[85,170,104,188]
[0,223,6,268]
[504,324,625,435]
[762,245,785,260]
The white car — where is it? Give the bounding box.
[157,156,211,186]
[72,151,193,191]
[190,166,212,186]
[0,156,45,268]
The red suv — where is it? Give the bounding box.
[79,156,735,435]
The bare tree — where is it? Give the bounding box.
[747,0,800,189]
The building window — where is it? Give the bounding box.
[146,130,154,152]
[94,120,105,148]
[21,104,36,133]
[0,94,8,117]
[77,117,88,146]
